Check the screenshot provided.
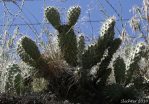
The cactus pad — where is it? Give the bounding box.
[45,6,61,29]
[100,16,115,40]
[17,36,41,67]
[67,6,81,26]
[6,63,23,95]
[113,56,126,84]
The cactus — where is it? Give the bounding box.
[17,36,53,79]
[13,5,149,104]
[45,6,81,67]
[125,42,146,86]
[109,42,149,103]
[94,38,121,86]
[82,17,116,69]
[113,43,147,86]
[99,17,115,39]
[77,35,85,66]
[16,6,130,104]
[5,64,24,95]
[57,25,78,66]
[45,7,61,29]
[67,6,81,26]
[113,56,126,85]
[17,36,41,67]
[80,17,120,87]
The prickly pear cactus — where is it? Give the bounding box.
[113,56,126,85]
[58,25,78,66]
[105,42,149,104]
[17,36,52,79]
[17,36,41,67]
[82,17,116,69]
[113,42,148,87]
[45,6,81,67]
[125,42,146,85]
[10,5,149,104]
[67,6,81,26]
[99,16,115,40]
[5,63,24,95]
[45,7,61,29]
[16,6,128,104]
[77,35,85,66]
[94,38,121,86]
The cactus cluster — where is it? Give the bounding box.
[45,7,121,88]
[82,17,116,70]
[16,5,121,103]
[108,42,149,103]
[125,42,146,85]
[14,5,149,104]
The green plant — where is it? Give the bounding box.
[45,6,80,67]
[17,36,72,96]
[45,7,122,89]
[81,17,121,88]
[32,78,48,92]
[113,42,147,87]
[5,63,24,95]
[82,17,115,69]
[106,42,149,104]
[19,5,149,104]
[77,35,85,66]
[125,42,146,85]
[17,36,54,79]
[113,56,126,85]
